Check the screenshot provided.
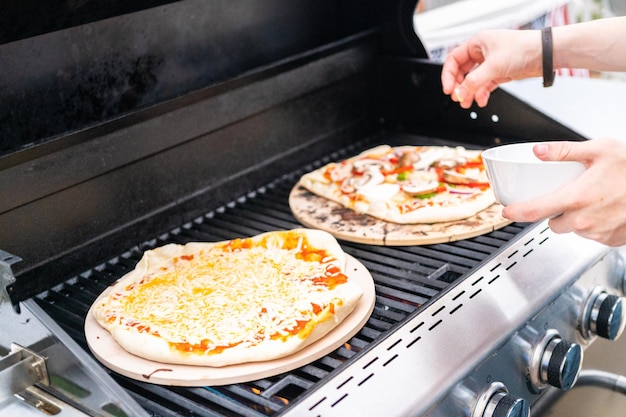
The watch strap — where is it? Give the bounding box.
[542,27,555,87]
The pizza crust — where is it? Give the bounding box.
[92,229,363,367]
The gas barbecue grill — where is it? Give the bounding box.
[1,1,625,416]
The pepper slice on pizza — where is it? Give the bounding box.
[298,145,496,224]
[92,229,363,367]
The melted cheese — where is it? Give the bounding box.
[102,236,347,355]
[356,183,400,202]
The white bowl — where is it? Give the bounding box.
[482,142,585,206]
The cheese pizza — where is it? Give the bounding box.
[299,145,496,224]
[92,229,363,367]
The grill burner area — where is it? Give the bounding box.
[32,138,527,417]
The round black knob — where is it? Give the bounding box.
[540,337,582,390]
[591,294,623,340]
[485,391,529,417]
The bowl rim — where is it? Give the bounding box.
[482,142,584,166]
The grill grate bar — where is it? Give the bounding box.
[220,204,299,231]
[345,250,452,290]
[220,385,285,414]
[127,382,235,417]
[128,392,190,417]
[371,287,427,312]
[193,217,266,241]
[294,365,329,381]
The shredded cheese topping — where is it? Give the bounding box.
[100,234,347,355]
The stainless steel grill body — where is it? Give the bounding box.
[285,224,625,416]
[1,1,623,417]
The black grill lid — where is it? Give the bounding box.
[0,0,384,155]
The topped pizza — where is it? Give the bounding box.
[298,145,495,224]
[92,229,363,367]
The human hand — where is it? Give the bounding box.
[502,139,626,246]
[441,29,543,109]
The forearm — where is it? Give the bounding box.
[552,17,626,72]
[441,17,626,109]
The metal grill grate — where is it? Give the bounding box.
[33,144,527,417]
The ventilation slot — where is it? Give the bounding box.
[382,355,398,367]
[357,374,374,386]
[449,304,463,315]
[331,393,348,407]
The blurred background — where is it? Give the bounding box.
[414,0,625,80]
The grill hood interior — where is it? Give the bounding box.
[0,0,583,302]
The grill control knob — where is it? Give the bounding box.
[473,382,529,417]
[529,330,582,391]
[484,391,529,417]
[584,292,624,340]
[539,336,582,390]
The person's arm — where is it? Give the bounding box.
[553,17,626,72]
[441,17,626,109]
